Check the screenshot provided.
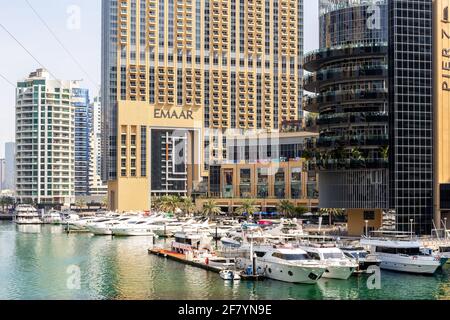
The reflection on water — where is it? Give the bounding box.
[16,224,42,234]
[0,221,449,300]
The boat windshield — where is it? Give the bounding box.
[272,253,310,261]
[376,247,421,255]
[440,246,450,253]
[322,253,344,259]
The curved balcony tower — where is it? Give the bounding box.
[303,0,389,209]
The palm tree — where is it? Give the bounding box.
[380,146,389,161]
[202,200,222,218]
[294,205,309,218]
[180,197,196,217]
[75,199,86,211]
[160,195,180,215]
[101,197,108,209]
[277,200,295,218]
[319,208,345,226]
[235,199,259,219]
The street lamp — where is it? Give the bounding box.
[410,219,414,239]
[365,220,369,237]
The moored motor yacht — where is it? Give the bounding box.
[220,236,243,248]
[171,231,213,256]
[236,244,326,284]
[87,216,140,235]
[299,244,357,280]
[360,237,442,274]
[437,246,450,262]
[42,210,62,225]
[64,216,112,232]
[14,205,42,225]
[341,247,381,273]
[111,218,159,236]
[152,221,184,237]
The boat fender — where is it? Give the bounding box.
[205,257,209,265]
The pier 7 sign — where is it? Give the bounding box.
[440,5,450,92]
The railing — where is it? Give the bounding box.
[303,42,388,72]
[304,65,388,92]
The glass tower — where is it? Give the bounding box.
[388,0,433,234]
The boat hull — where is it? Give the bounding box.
[322,265,355,280]
[112,228,158,237]
[237,258,325,284]
[376,254,441,274]
[88,226,113,235]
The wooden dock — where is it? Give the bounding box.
[148,248,223,273]
[148,248,266,281]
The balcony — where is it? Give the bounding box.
[303,43,388,72]
[303,89,388,113]
[316,134,389,148]
[303,65,388,92]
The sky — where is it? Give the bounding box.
[0,0,319,158]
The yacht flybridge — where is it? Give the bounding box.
[14,205,42,225]
[360,233,442,274]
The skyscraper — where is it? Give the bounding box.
[15,69,77,206]
[304,0,389,210]
[304,0,435,235]
[73,88,92,196]
[101,0,304,211]
[89,95,108,196]
[388,0,434,234]
[4,142,15,191]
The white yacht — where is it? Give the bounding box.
[152,221,184,237]
[360,237,442,274]
[14,205,42,225]
[299,244,357,280]
[437,245,450,262]
[220,235,243,248]
[341,247,381,273]
[87,216,140,235]
[111,218,159,237]
[236,244,326,284]
[42,210,62,225]
[171,231,213,255]
[64,216,112,232]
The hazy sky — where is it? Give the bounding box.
[0,0,319,158]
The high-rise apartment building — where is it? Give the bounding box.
[74,88,92,196]
[101,0,304,211]
[4,142,16,191]
[15,69,77,206]
[89,96,108,196]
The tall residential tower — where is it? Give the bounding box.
[15,69,77,206]
[101,0,304,211]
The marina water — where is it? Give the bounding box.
[0,221,449,300]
